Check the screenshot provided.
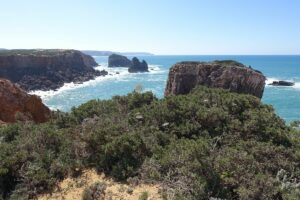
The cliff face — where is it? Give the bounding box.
[0,49,107,91]
[0,79,50,123]
[165,60,266,98]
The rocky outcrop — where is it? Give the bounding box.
[0,79,50,123]
[165,60,266,98]
[128,57,149,73]
[0,49,108,91]
[268,80,295,86]
[108,54,132,67]
[108,54,149,73]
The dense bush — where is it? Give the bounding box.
[0,86,299,199]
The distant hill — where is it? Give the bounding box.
[82,50,154,56]
[81,50,114,56]
[0,49,153,56]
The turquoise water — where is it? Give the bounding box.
[31,55,300,123]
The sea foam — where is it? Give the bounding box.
[29,64,163,100]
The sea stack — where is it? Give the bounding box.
[165,60,266,98]
[0,78,50,123]
[128,57,149,73]
[0,49,107,91]
[108,54,149,73]
[108,54,132,67]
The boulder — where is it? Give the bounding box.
[0,78,50,123]
[268,80,295,86]
[0,49,107,91]
[108,54,132,67]
[165,60,266,98]
[128,57,149,73]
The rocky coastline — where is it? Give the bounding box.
[0,49,107,91]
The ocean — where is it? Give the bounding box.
[30,55,300,123]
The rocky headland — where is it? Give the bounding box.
[108,54,149,73]
[0,78,50,123]
[165,60,266,98]
[0,49,108,91]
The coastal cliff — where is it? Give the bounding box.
[0,49,107,91]
[0,79,50,123]
[165,60,266,98]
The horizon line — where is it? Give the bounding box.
[1,48,300,56]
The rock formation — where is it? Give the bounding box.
[165,60,266,98]
[108,54,132,67]
[108,54,149,73]
[268,80,295,86]
[128,57,149,73]
[0,78,50,123]
[0,49,108,91]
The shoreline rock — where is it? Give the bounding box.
[165,60,266,98]
[268,80,295,86]
[0,49,107,91]
[0,78,50,123]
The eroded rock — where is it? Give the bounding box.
[0,78,50,123]
[165,60,266,98]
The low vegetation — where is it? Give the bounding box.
[178,60,246,68]
[0,86,299,199]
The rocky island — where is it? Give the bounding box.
[0,78,50,123]
[268,80,295,86]
[165,60,266,98]
[0,49,108,91]
[108,54,132,67]
[128,57,149,73]
[108,54,149,73]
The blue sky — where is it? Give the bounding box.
[1,0,300,54]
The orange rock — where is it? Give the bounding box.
[0,78,50,123]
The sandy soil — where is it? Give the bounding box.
[38,169,162,200]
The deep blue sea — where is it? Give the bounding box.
[31,55,300,123]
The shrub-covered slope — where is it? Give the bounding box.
[0,86,299,199]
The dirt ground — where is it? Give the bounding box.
[38,169,162,200]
